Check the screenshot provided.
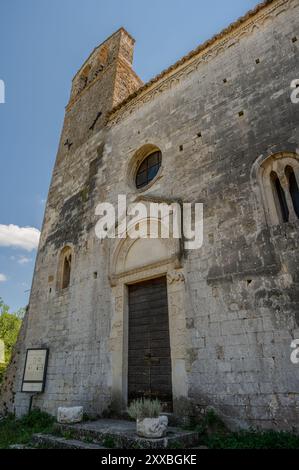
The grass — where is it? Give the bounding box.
[168,440,184,449]
[185,409,299,449]
[201,430,299,449]
[102,435,116,448]
[0,410,55,449]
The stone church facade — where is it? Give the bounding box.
[1,0,299,430]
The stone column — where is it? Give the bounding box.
[166,270,189,402]
[109,283,128,412]
[280,173,297,222]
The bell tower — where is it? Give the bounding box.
[57,28,142,159]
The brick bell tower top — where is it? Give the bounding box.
[58,28,142,155]
[68,28,139,106]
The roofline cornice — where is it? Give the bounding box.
[107,0,292,126]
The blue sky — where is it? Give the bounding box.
[0,0,261,311]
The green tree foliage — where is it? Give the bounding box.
[0,298,9,316]
[0,297,23,382]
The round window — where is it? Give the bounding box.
[135,151,162,189]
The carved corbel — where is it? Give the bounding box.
[167,271,185,285]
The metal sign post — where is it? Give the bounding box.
[28,394,37,414]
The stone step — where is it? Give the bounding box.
[32,433,107,449]
[54,419,200,449]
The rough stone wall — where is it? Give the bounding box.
[113,59,142,108]
[1,0,299,430]
[104,0,299,430]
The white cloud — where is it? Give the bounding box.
[0,224,40,251]
[0,273,7,282]
[18,256,32,265]
[10,254,32,264]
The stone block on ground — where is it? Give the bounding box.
[57,406,83,424]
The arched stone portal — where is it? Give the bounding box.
[108,216,189,413]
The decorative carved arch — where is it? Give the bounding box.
[251,151,299,226]
[109,215,181,286]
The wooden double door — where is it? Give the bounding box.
[128,277,173,410]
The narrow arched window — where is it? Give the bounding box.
[62,253,72,289]
[285,166,299,218]
[257,153,299,226]
[270,171,289,223]
[80,64,91,86]
[58,246,73,290]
